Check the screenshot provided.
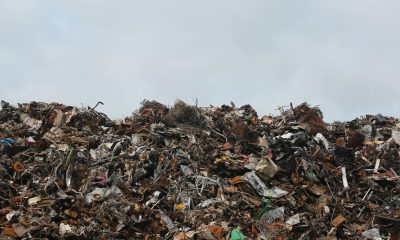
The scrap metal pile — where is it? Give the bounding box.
[1,100,400,239]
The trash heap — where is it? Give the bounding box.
[1,100,400,239]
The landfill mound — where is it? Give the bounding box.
[1,100,400,239]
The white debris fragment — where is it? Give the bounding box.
[314,133,330,150]
[362,228,382,240]
[242,171,288,198]
[28,196,41,206]
[255,157,278,180]
[6,211,19,221]
[264,186,288,198]
[373,159,381,173]
[279,132,293,139]
[85,186,122,204]
[59,223,76,237]
[285,213,301,230]
[341,167,349,189]
[241,171,268,196]
[85,188,106,203]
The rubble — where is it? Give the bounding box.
[1,100,400,239]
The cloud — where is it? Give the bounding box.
[1,0,399,122]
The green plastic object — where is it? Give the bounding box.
[256,197,271,219]
[230,228,245,240]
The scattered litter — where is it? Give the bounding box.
[0,100,399,238]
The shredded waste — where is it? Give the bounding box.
[1,100,400,239]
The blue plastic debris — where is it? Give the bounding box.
[0,138,16,146]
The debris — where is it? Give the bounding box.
[331,214,346,227]
[11,224,34,238]
[285,213,301,228]
[341,167,349,189]
[262,206,285,224]
[85,188,106,203]
[5,211,18,221]
[3,225,19,238]
[292,102,326,134]
[159,210,175,231]
[256,197,271,219]
[241,171,269,196]
[314,133,330,150]
[374,158,381,173]
[264,187,288,198]
[230,228,246,240]
[12,161,24,172]
[27,196,41,206]
[0,138,15,146]
[208,224,224,239]
[362,228,382,240]
[392,129,400,145]
[255,157,279,181]
[59,223,78,237]
[0,100,399,238]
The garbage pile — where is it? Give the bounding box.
[1,100,400,239]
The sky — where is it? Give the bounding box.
[1,1,399,122]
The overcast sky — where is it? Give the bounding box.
[1,1,399,122]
